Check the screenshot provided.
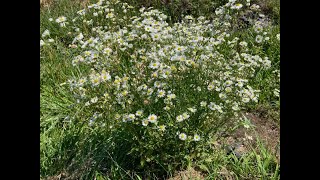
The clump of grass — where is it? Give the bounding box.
[196,136,279,179]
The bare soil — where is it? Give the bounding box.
[169,167,204,180]
[225,112,280,163]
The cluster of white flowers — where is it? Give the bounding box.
[178,133,200,141]
[55,16,68,27]
[41,0,279,144]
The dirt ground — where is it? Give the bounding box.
[224,112,280,163]
[169,167,204,180]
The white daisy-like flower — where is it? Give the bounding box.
[147,88,154,95]
[176,115,184,122]
[158,125,166,132]
[151,71,158,78]
[179,133,187,140]
[167,93,176,100]
[187,107,197,113]
[254,25,263,33]
[208,102,215,110]
[193,134,201,141]
[78,78,87,86]
[55,16,67,23]
[242,97,250,103]
[142,84,148,90]
[42,29,50,37]
[115,114,121,120]
[215,8,224,15]
[84,50,92,57]
[101,71,111,81]
[216,105,223,113]
[236,81,244,87]
[40,40,45,47]
[148,114,158,123]
[164,106,171,111]
[144,26,152,32]
[255,35,263,43]
[207,83,214,91]
[122,115,129,122]
[141,34,148,39]
[103,47,113,55]
[276,33,280,41]
[232,3,243,9]
[225,87,232,93]
[151,33,161,41]
[232,103,240,111]
[161,69,171,78]
[128,114,136,121]
[235,3,243,9]
[149,62,160,69]
[200,101,207,107]
[157,89,166,98]
[77,9,86,16]
[154,81,162,88]
[239,41,248,47]
[90,96,98,103]
[225,80,233,86]
[219,93,227,99]
[49,18,53,21]
[141,119,149,126]
[136,110,143,116]
[182,112,190,120]
[175,46,186,53]
[106,12,114,18]
[91,76,101,86]
[250,4,260,10]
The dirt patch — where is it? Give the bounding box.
[217,166,237,180]
[42,172,68,180]
[169,167,204,180]
[252,105,280,126]
[40,0,54,8]
[222,113,280,163]
[40,0,89,9]
[246,113,279,151]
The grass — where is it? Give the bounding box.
[198,139,279,179]
[40,0,280,179]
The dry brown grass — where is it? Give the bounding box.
[40,0,90,9]
[169,167,204,180]
[40,0,54,8]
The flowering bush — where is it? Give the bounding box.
[41,0,279,174]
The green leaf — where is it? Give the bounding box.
[140,159,145,167]
[135,174,142,180]
[198,164,209,172]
